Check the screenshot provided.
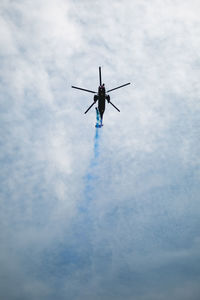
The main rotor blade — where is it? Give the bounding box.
[84,101,96,114]
[72,86,96,94]
[107,82,131,93]
[99,66,102,86]
[109,101,120,112]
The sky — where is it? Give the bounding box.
[0,0,200,299]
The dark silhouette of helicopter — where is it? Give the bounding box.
[72,66,130,127]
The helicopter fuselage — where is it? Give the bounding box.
[96,85,107,120]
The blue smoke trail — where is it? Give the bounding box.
[63,127,102,272]
[69,127,102,267]
[79,127,101,214]
[85,128,101,199]
[94,127,100,160]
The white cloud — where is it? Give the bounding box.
[0,0,200,299]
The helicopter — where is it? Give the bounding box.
[72,66,130,127]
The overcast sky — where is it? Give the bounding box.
[1,0,200,299]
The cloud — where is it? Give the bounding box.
[0,0,200,299]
